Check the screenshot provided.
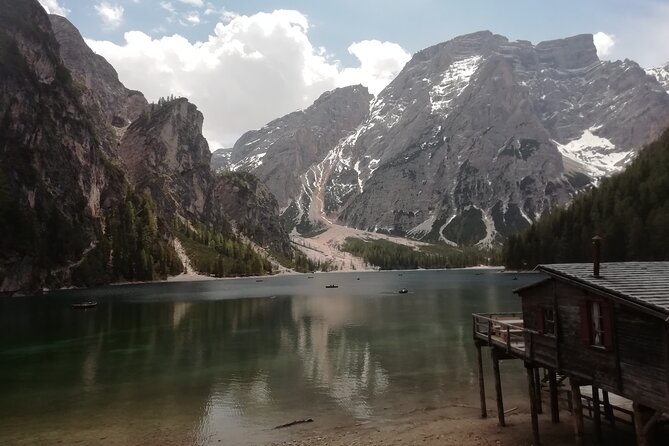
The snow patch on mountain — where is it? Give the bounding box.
[430,55,483,114]
[232,151,267,170]
[647,64,669,92]
[553,127,632,177]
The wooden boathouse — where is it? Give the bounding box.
[473,260,669,445]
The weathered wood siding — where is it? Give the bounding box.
[521,282,557,367]
[519,279,669,410]
[617,306,668,409]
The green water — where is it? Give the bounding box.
[0,269,541,445]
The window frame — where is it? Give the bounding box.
[580,298,614,351]
[542,307,556,337]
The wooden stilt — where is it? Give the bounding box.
[548,370,560,423]
[570,380,584,446]
[534,367,543,414]
[526,364,541,446]
[602,391,614,426]
[633,402,658,446]
[492,350,505,427]
[633,402,648,446]
[592,386,602,443]
[476,343,487,418]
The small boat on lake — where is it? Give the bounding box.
[72,301,97,309]
[255,279,263,282]
[325,285,338,289]
[398,288,408,294]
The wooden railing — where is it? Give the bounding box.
[557,388,634,426]
[472,312,538,359]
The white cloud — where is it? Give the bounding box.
[337,40,411,95]
[160,1,175,14]
[597,3,669,68]
[593,32,615,58]
[85,10,409,147]
[184,13,200,25]
[38,0,70,16]
[177,0,203,6]
[95,2,124,29]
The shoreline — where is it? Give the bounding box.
[264,404,617,446]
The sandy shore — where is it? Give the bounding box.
[266,404,633,446]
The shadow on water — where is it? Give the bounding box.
[0,270,541,445]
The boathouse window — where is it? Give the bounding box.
[590,302,605,346]
[542,308,556,336]
[580,300,613,350]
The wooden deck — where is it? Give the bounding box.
[472,312,533,358]
[473,312,639,431]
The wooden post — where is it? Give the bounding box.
[592,386,602,443]
[492,350,505,427]
[534,367,543,414]
[602,391,614,426]
[549,370,560,423]
[633,402,658,446]
[633,402,648,446]
[526,364,541,446]
[570,380,584,446]
[476,343,487,418]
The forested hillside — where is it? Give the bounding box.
[505,127,669,269]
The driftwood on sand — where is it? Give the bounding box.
[274,419,314,429]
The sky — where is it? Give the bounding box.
[38,0,669,149]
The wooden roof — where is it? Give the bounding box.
[537,262,669,315]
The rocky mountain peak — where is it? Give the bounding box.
[119,98,211,217]
[647,62,669,92]
[48,14,148,128]
[229,84,373,212]
[227,30,669,246]
[535,34,599,70]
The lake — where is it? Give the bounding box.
[0,269,541,445]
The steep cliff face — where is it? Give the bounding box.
[0,0,121,292]
[1,0,294,293]
[206,172,292,257]
[230,31,669,245]
[119,99,211,218]
[49,14,147,128]
[230,85,373,231]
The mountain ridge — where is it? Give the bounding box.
[0,1,295,294]
[228,30,669,246]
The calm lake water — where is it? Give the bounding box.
[0,270,541,445]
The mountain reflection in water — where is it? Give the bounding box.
[0,270,540,445]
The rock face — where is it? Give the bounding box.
[0,0,293,293]
[49,14,147,128]
[211,148,233,173]
[206,172,292,256]
[119,99,211,217]
[647,63,669,93]
[230,85,373,231]
[230,31,669,244]
[0,0,122,292]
